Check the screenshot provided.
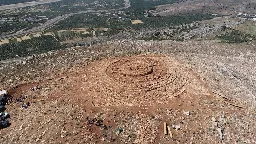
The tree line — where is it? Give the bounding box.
[0,35,63,60]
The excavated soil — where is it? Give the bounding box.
[0,44,255,143]
[50,55,211,109]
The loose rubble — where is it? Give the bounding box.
[0,40,255,143]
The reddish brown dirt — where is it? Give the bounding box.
[1,54,253,143]
[49,54,213,109]
[41,54,246,143]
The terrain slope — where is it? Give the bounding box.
[0,40,255,143]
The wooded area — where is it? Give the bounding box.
[0,35,63,60]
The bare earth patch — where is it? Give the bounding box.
[0,40,255,143]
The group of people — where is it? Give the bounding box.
[0,90,10,129]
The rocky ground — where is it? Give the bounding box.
[0,39,256,143]
[151,0,256,16]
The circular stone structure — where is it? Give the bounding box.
[49,55,211,108]
[106,57,168,87]
[76,55,211,107]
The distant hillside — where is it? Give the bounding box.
[0,0,35,5]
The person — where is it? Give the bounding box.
[0,119,10,129]
[0,90,11,129]
[0,112,10,119]
[0,96,6,112]
[0,90,7,96]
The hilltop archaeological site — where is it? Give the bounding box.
[0,40,255,143]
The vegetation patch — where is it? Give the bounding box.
[0,35,63,60]
[51,12,214,37]
[217,30,256,43]
[235,21,256,36]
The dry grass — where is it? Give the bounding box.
[131,20,144,25]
